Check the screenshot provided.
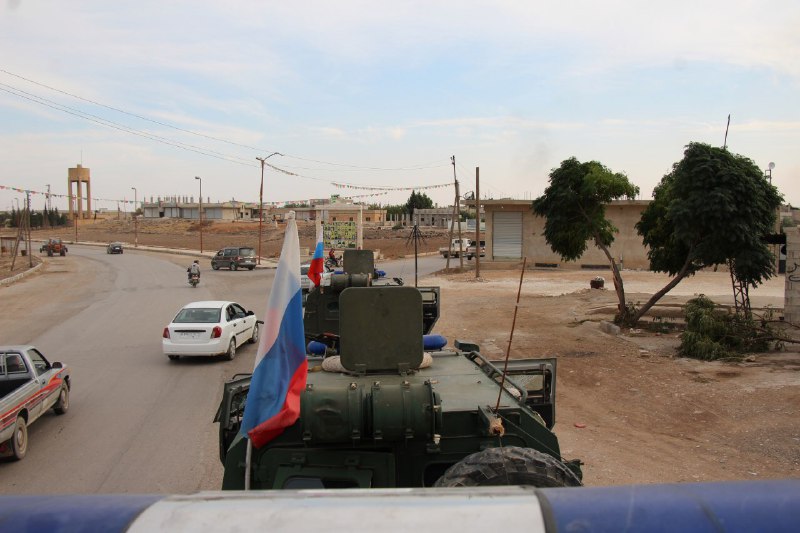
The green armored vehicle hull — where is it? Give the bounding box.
[216,251,581,489]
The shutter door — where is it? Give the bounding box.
[493,211,522,259]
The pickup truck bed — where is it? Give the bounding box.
[0,346,70,460]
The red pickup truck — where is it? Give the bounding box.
[0,346,70,460]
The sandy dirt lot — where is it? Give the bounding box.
[9,219,800,486]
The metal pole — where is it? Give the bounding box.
[245,439,252,490]
[25,191,32,267]
[256,153,283,265]
[131,187,138,247]
[195,176,203,253]
[257,159,265,265]
[475,167,480,279]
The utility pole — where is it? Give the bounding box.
[256,152,282,265]
[195,176,203,253]
[44,184,51,228]
[445,156,460,270]
[25,191,32,267]
[131,187,138,247]
[475,167,480,279]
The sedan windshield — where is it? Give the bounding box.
[173,308,221,323]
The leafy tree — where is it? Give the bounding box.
[405,190,433,215]
[634,142,782,323]
[532,157,639,320]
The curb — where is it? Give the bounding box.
[65,241,280,269]
[0,261,44,287]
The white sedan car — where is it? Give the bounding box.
[162,301,259,361]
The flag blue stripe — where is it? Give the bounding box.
[240,288,306,436]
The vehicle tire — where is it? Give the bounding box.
[248,266,255,271]
[433,447,581,488]
[231,262,238,271]
[248,323,259,344]
[53,384,70,415]
[168,355,180,361]
[47,250,53,257]
[212,263,219,270]
[10,416,27,461]
[60,250,65,256]
[225,338,237,361]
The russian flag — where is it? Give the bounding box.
[240,214,308,448]
[307,222,324,287]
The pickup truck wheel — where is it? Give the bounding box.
[10,417,27,461]
[53,385,70,415]
[434,447,581,488]
[231,262,238,271]
[225,338,237,361]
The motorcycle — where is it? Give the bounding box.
[188,273,200,288]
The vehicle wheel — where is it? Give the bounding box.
[10,417,27,461]
[231,262,238,271]
[248,266,255,271]
[60,250,65,256]
[433,447,581,488]
[168,355,180,361]
[225,338,237,360]
[212,263,219,270]
[249,323,259,344]
[53,384,70,415]
[47,250,53,257]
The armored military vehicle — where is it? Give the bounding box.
[215,251,582,489]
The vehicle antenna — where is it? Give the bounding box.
[494,256,527,415]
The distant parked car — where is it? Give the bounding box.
[162,301,259,361]
[106,242,124,254]
[211,247,257,271]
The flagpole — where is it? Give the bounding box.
[245,438,252,490]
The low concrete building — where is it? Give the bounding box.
[143,198,257,221]
[474,199,651,270]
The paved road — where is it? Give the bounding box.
[0,245,446,494]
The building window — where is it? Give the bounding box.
[332,217,337,221]
[349,217,353,222]
[366,217,371,222]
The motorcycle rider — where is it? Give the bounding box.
[187,259,201,283]
[328,248,339,267]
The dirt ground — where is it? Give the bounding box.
[7,219,800,486]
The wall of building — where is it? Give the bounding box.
[784,226,800,325]
[484,200,651,270]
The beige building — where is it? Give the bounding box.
[474,199,651,270]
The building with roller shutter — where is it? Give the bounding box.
[470,199,651,270]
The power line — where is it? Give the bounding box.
[0,68,449,173]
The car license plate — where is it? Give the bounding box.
[181,332,200,339]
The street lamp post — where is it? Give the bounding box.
[195,176,203,254]
[131,187,138,248]
[255,152,282,265]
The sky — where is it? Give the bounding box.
[1,1,799,214]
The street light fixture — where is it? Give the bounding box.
[766,162,775,184]
[195,176,203,254]
[131,187,138,248]
[255,152,283,265]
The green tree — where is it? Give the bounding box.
[634,142,782,323]
[532,157,639,321]
[405,190,433,215]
